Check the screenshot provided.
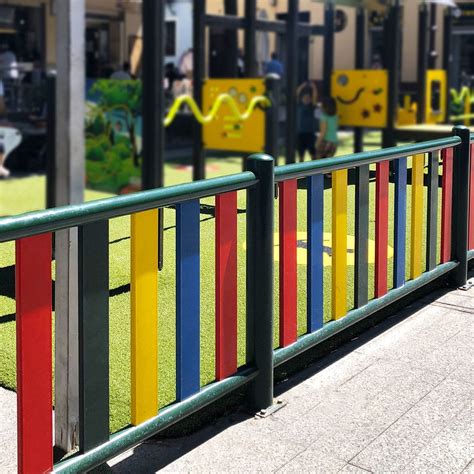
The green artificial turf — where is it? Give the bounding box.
[0,132,440,433]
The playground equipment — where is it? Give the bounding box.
[332,70,388,129]
[450,86,474,125]
[83,80,272,194]
[192,0,335,178]
[2,127,473,472]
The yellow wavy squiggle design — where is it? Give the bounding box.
[163,93,271,127]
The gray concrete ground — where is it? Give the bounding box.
[1,286,473,473]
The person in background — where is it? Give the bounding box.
[264,52,283,78]
[110,62,132,80]
[0,43,19,80]
[316,97,338,158]
[165,62,181,91]
[296,80,318,162]
[178,48,193,79]
[237,49,245,78]
[0,79,5,117]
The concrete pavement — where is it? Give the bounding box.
[107,287,473,473]
[0,285,472,473]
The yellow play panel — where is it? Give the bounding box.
[202,78,266,153]
[426,70,447,124]
[332,70,388,128]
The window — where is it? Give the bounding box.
[165,21,176,56]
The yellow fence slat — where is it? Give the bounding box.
[130,209,159,425]
[332,169,348,320]
[411,154,424,279]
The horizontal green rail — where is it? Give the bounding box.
[275,136,461,182]
[53,367,258,473]
[274,261,458,367]
[0,172,257,242]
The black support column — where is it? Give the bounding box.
[354,6,365,153]
[244,0,257,77]
[323,2,335,97]
[428,4,438,70]
[417,3,429,124]
[193,0,206,180]
[382,1,401,148]
[285,0,298,164]
[223,0,238,77]
[142,0,164,190]
[443,8,453,119]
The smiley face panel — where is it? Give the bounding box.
[331,70,388,128]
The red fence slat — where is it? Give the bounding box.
[279,179,298,347]
[441,148,453,263]
[375,161,389,297]
[215,192,238,379]
[469,144,474,250]
[16,233,53,474]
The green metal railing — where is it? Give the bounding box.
[1,127,472,473]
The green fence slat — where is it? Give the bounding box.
[355,164,369,308]
[427,151,439,271]
[79,220,110,452]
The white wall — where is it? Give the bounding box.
[165,0,193,66]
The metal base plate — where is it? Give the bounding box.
[255,399,287,419]
[459,278,474,291]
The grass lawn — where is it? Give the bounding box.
[0,132,438,433]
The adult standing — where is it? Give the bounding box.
[264,52,284,78]
[0,43,19,80]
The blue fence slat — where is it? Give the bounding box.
[394,157,407,288]
[307,175,324,332]
[176,200,200,400]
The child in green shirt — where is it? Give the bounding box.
[316,97,338,158]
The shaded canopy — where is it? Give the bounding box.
[310,0,457,7]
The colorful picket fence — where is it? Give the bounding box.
[273,129,472,363]
[1,128,473,473]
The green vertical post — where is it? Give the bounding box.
[451,126,471,287]
[426,151,439,271]
[246,154,274,411]
[78,220,109,452]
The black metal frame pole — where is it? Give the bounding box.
[223,0,238,77]
[244,0,257,77]
[193,0,206,181]
[264,77,280,159]
[354,6,365,153]
[443,8,453,121]
[382,2,401,149]
[285,0,298,165]
[142,0,165,269]
[142,0,164,190]
[46,74,56,209]
[451,126,471,287]
[428,4,438,70]
[323,2,335,98]
[417,3,429,124]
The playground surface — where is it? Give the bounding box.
[1,279,472,473]
[0,132,443,434]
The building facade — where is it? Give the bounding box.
[0,0,472,85]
